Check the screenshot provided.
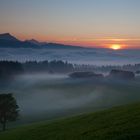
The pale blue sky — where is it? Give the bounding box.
[0,0,140,47]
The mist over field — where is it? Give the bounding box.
[0,48,140,65]
[1,73,140,125]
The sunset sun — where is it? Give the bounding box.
[110,44,121,50]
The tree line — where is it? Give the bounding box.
[0,60,74,80]
[22,60,74,73]
[0,60,140,80]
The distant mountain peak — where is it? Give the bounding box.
[2,33,11,36]
[0,33,19,41]
[26,39,41,45]
[26,39,48,46]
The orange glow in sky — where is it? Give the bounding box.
[110,44,122,50]
[9,33,140,49]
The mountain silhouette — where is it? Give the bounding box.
[0,33,41,48]
[25,39,45,46]
[0,33,20,41]
[0,33,84,49]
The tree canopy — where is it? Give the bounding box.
[0,93,19,131]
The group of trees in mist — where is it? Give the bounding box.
[0,60,74,80]
[0,60,140,80]
[74,63,140,73]
[23,60,74,73]
[0,61,23,80]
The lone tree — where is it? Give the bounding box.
[0,93,19,131]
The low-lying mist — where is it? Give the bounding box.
[1,73,140,125]
[1,48,140,65]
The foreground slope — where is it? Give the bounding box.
[0,102,140,140]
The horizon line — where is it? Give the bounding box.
[1,32,140,49]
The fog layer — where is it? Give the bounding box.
[1,73,140,125]
[1,48,140,65]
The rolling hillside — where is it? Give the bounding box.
[0,102,140,140]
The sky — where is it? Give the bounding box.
[0,0,140,48]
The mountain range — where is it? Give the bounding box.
[0,33,84,49]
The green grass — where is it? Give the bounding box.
[1,102,140,140]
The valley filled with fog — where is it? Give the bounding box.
[0,47,140,126]
[1,73,140,126]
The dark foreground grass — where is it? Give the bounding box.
[0,102,140,140]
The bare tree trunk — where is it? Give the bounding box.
[2,122,6,131]
[2,117,6,131]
